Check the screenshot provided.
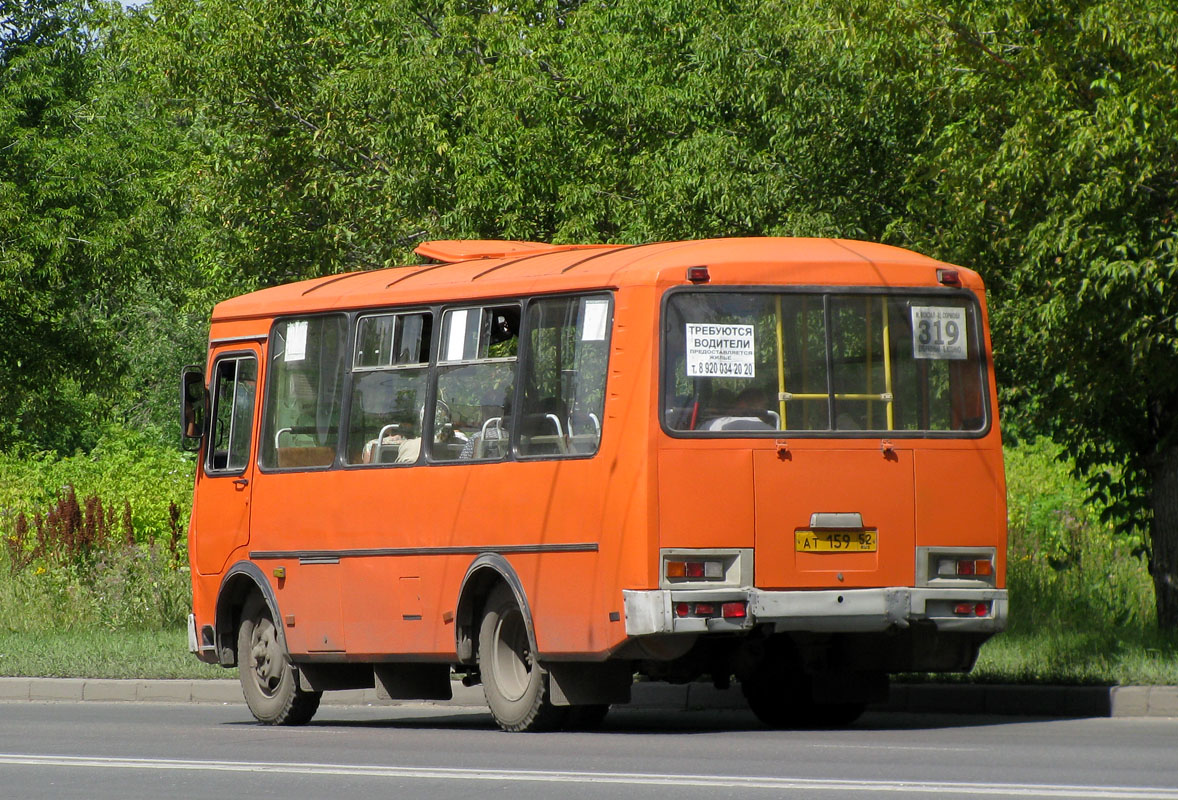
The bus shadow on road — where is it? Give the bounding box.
[274,707,1040,735]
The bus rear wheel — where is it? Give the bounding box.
[740,641,868,729]
[478,584,567,732]
[741,672,866,729]
[237,595,321,725]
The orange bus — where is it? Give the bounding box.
[182,237,1007,731]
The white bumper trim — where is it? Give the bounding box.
[623,587,1008,636]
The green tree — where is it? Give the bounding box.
[0,1,213,450]
[855,0,1178,625]
[1,0,116,451]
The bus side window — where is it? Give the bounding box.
[206,355,257,473]
[260,315,347,470]
[518,294,611,458]
[432,304,520,462]
[346,312,432,465]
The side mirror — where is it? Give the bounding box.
[180,366,206,451]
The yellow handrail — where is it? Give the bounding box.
[882,300,895,429]
[866,298,874,429]
[780,392,891,401]
[775,296,787,430]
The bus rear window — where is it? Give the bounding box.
[662,291,987,435]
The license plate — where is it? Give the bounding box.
[795,529,878,552]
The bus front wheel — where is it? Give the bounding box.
[478,584,567,732]
[237,595,321,725]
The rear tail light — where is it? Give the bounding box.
[673,601,749,620]
[954,602,990,617]
[665,560,724,581]
[937,557,994,579]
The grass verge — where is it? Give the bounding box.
[0,629,232,680]
[968,629,1178,686]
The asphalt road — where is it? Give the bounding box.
[1,701,1176,799]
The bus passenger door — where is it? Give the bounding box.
[194,348,260,576]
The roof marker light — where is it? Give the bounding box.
[686,266,710,283]
[937,268,961,286]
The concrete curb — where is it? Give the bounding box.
[1,678,1176,717]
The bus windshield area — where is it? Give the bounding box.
[663,290,988,435]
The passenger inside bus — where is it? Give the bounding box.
[702,385,775,431]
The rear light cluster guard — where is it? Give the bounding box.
[916,546,998,588]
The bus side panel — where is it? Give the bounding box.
[657,449,755,549]
[249,470,354,656]
[508,461,614,654]
[333,467,464,660]
[340,554,408,656]
[530,284,659,656]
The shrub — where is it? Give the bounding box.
[1004,438,1155,632]
[0,427,194,633]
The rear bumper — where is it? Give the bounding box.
[623,587,1008,636]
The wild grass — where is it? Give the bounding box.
[0,629,230,679]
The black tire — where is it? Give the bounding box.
[237,595,321,725]
[478,584,567,732]
[740,641,866,730]
[804,701,868,728]
[742,673,867,728]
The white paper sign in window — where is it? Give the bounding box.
[284,320,308,362]
[445,309,469,361]
[685,323,756,377]
[911,306,968,360]
[581,299,609,342]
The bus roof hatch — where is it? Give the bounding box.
[415,240,619,263]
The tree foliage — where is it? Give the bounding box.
[843,0,1178,621]
[0,0,210,450]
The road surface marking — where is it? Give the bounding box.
[0,753,1174,798]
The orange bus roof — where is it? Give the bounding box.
[211,237,970,322]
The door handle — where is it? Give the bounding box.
[233,478,250,489]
